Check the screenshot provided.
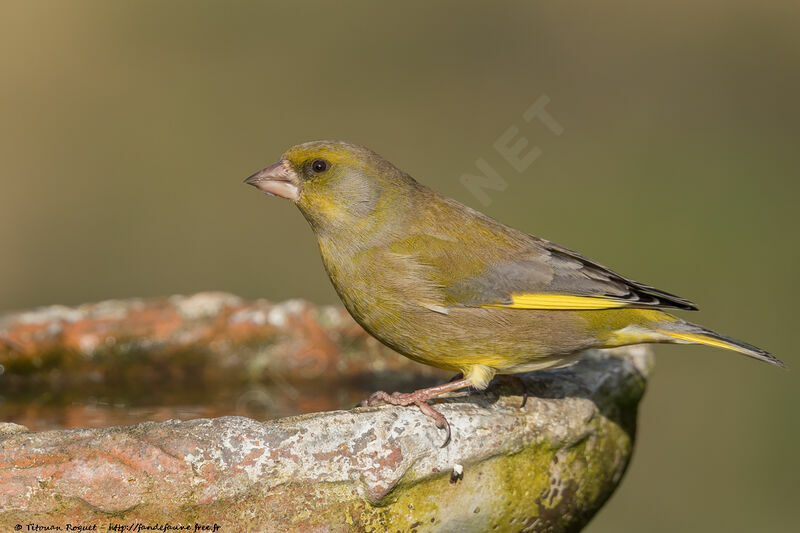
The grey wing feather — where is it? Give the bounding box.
[446,236,697,311]
[537,238,697,310]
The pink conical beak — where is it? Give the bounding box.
[244,160,300,201]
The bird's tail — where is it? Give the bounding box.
[652,317,785,368]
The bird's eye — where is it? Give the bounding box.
[311,159,329,174]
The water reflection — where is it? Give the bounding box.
[0,371,445,432]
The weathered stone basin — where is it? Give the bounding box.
[0,294,653,532]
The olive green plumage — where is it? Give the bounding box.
[245,140,783,390]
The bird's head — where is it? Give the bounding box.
[245,140,416,233]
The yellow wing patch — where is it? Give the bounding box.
[482,293,631,310]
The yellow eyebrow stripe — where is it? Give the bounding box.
[482,293,631,310]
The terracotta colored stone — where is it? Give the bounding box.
[0,293,433,386]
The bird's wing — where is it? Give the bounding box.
[389,232,697,311]
[488,237,698,310]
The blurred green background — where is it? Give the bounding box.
[1,1,798,531]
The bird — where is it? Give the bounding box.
[245,140,784,446]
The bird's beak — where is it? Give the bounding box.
[243,160,300,201]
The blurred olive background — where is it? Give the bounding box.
[1,1,798,531]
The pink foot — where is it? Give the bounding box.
[359,378,472,447]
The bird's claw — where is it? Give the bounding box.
[437,416,451,447]
[363,390,394,407]
[413,399,452,447]
[495,374,528,408]
[357,378,472,447]
[359,389,454,446]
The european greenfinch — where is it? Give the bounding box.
[245,140,783,445]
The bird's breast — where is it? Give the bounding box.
[316,238,451,357]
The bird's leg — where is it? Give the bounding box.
[494,374,528,407]
[360,378,473,447]
[447,372,464,383]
